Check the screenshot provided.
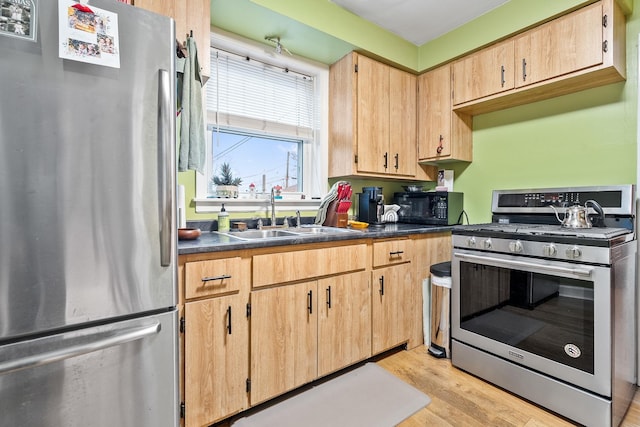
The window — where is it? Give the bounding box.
[194,30,328,213]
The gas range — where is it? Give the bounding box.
[452,185,635,264]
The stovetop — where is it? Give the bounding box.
[455,223,633,240]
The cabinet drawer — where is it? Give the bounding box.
[372,240,410,267]
[253,244,367,288]
[185,257,241,299]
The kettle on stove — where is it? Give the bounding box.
[550,199,605,228]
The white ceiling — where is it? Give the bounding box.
[330,0,511,46]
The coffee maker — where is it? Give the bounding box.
[358,187,385,226]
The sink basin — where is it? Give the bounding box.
[220,229,300,240]
[292,226,357,234]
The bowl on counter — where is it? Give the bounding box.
[178,228,201,240]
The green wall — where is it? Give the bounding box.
[189,0,638,223]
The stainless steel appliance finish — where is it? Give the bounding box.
[0,2,178,426]
[451,185,636,427]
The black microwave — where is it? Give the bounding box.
[393,191,464,225]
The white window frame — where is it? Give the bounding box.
[194,29,328,214]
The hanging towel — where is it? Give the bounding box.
[178,36,205,173]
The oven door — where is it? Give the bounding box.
[451,249,611,396]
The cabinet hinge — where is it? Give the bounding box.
[603,14,608,28]
[354,64,358,73]
[246,378,252,393]
[179,317,185,333]
[246,303,251,317]
[354,154,358,163]
[180,402,185,419]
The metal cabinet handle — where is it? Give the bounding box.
[226,306,232,335]
[326,286,332,309]
[202,274,231,283]
[501,65,506,87]
[394,153,399,171]
[389,250,404,257]
[158,69,175,267]
[307,290,313,314]
[0,322,160,376]
[521,58,527,82]
[436,135,444,154]
[379,276,385,296]
[383,152,388,169]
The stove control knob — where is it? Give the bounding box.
[566,246,582,259]
[483,239,492,250]
[467,237,476,247]
[508,240,523,253]
[543,244,557,257]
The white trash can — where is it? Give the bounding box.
[428,261,451,358]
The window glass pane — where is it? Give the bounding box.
[208,128,301,197]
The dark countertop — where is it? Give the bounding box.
[178,223,452,255]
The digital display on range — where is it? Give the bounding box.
[497,191,622,208]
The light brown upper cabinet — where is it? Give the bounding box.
[329,52,436,180]
[452,40,515,105]
[133,0,211,78]
[452,0,625,115]
[514,1,603,89]
[418,64,472,162]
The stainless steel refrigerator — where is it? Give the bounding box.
[0,1,178,426]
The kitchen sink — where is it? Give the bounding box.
[292,226,358,234]
[220,229,300,240]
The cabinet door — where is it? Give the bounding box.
[514,1,603,88]
[452,39,515,104]
[184,295,248,426]
[356,55,390,174]
[389,67,417,176]
[371,264,414,354]
[250,282,318,405]
[418,65,452,160]
[318,271,371,377]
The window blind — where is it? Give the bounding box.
[206,49,315,140]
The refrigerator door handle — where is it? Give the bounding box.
[0,321,161,376]
[158,68,175,267]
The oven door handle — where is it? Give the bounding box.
[454,253,594,277]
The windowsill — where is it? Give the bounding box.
[193,196,322,213]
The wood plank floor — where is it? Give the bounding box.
[375,345,640,427]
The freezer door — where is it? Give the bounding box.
[0,1,177,340]
[0,310,178,427]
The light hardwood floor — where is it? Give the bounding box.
[376,345,640,427]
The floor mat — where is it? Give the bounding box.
[231,362,431,427]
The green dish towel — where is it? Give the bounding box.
[178,37,205,173]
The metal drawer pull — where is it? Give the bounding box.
[379,276,385,296]
[201,274,231,283]
[326,286,332,309]
[389,250,404,256]
[0,322,160,375]
[454,252,593,277]
[226,306,232,335]
[307,290,313,314]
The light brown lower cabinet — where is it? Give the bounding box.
[371,263,414,354]
[317,271,371,377]
[184,293,249,427]
[249,281,318,405]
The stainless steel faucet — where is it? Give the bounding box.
[270,187,276,226]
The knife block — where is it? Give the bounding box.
[322,200,348,228]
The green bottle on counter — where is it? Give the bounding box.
[218,204,229,232]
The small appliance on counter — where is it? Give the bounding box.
[358,187,385,227]
[393,191,464,225]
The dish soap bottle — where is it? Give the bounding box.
[218,204,230,232]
